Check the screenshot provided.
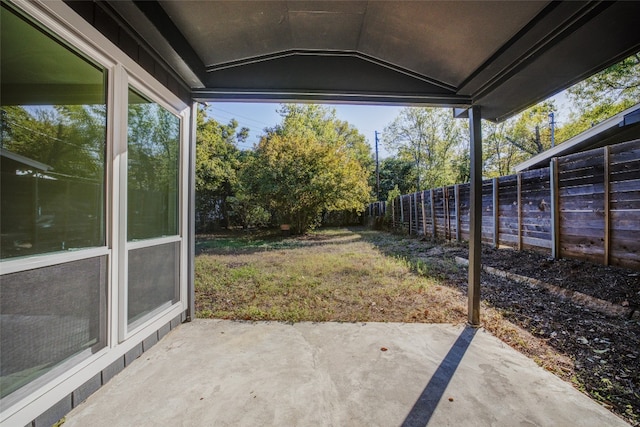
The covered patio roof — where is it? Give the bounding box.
[95,0,640,121]
[73,0,640,325]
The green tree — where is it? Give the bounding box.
[382,107,466,190]
[244,104,371,234]
[377,157,416,197]
[558,52,640,141]
[481,101,556,177]
[501,101,556,157]
[195,106,248,231]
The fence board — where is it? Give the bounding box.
[523,236,553,249]
[610,178,640,192]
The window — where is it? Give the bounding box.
[0,5,108,401]
[0,5,107,259]
[126,88,181,326]
[127,88,180,241]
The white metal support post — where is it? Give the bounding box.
[468,106,482,326]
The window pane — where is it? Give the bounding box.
[0,5,107,259]
[127,89,180,240]
[0,256,107,400]
[128,242,179,325]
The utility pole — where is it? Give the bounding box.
[375,131,380,200]
[549,112,556,148]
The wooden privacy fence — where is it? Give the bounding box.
[366,139,640,270]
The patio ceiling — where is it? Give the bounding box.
[99,0,640,121]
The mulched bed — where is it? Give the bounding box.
[440,243,640,425]
[451,245,640,309]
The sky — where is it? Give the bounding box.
[205,91,572,160]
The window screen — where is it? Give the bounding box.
[127,242,180,326]
[0,256,107,400]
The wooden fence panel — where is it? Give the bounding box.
[497,174,518,247]
[608,139,640,269]
[401,195,410,234]
[481,179,494,243]
[421,191,435,239]
[431,188,445,239]
[520,168,552,251]
[558,148,606,262]
[445,185,457,241]
[458,183,471,241]
[366,139,640,270]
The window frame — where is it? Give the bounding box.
[117,73,189,341]
[0,0,115,410]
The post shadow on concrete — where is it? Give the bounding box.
[401,326,477,427]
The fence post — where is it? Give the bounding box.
[430,189,436,240]
[455,184,461,242]
[604,146,611,266]
[550,158,560,259]
[493,177,499,248]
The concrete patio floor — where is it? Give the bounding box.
[64,320,628,427]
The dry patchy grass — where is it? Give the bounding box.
[196,228,467,323]
[195,227,567,375]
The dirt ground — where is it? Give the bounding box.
[424,240,640,426]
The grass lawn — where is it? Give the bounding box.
[196,228,467,323]
[195,227,559,364]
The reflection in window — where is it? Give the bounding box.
[0,5,106,259]
[127,89,180,240]
[0,4,107,402]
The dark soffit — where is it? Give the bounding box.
[102,0,640,121]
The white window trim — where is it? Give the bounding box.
[0,247,109,275]
[119,74,188,341]
[127,235,182,251]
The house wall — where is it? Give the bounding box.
[0,1,193,425]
